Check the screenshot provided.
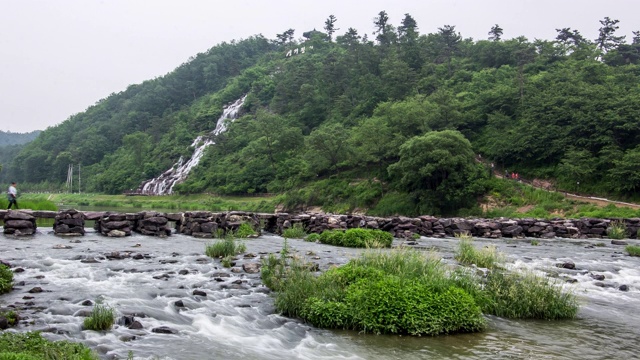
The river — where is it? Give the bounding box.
[0,228,638,359]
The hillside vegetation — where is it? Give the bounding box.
[2,12,640,216]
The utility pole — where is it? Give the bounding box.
[67,164,74,193]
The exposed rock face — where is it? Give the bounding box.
[3,210,36,235]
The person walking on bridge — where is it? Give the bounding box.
[6,182,18,210]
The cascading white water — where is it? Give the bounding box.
[138,95,247,195]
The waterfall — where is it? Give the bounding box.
[137,95,247,195]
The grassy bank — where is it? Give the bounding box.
[13,178,640,220]
[0,332,98,360]
[0,196,57,211]
[23,193,278,213]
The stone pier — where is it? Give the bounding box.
[1,209,638,240]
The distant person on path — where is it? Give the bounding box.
[7,182,18,209]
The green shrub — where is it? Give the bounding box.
[455,239,503,269]
[318,228,393,248]
[530,239,540,246]
[282,223,307,239]
[0,332,98,360]
[263,244,578,336]
[205,238,246,258]
[304,233,320,242]
[234,223,257,238]
[0,311,18,327]
[83,300,115,331]
[263,247,485,336]
[626,245,640,256]
[607,220,627,239]
[0,265,13,294]
[345,276,484,335]
[483,270,578,320]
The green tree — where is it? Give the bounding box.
[608,145,640,195]
[388,130,485,214]
[557,147,596,191]
[305,123,352,175]
[324,15,339,42]
[488,24,503,41]
[595,17,625,54]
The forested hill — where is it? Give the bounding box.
[4,12,640,215]
[0,130,41,146]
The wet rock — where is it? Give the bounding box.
[14,268,24,273]
[594,281,606,287]
[132,254,144,260]
[120,335,138,342]
[128,321,144,330]
[590,274,606,281]
[174,300,185,308]
[242,263,260,274]
[195,258,210,263]
[52,244,72,249]
[565,278,579,284]
[619,284,629,291]
[556,261,575,270]
[73,309,92,317]
[193,290,207,297]
[611,240,628,245]
[178,269,189,275]
[15,281,25,286]
[160,259,178,264]
[28,287,43,293]
[0,317,8,330]
[33,275,44,279]
[81,258,100,264]
[152,326,177,334]
[107,229,128,237]
[213,277,226,282]
[120,315,135,326]
[231,267,243,273]
[22,296,34,300]
[81,300,93,306]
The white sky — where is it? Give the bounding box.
[1,0,638,133]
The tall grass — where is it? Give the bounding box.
[205,238,246,258]
[83,299,115,331]
[626,245,640,256]
[0,264,13,294]
[483,270,579,320]
[282,223,307,239]
[607,220,627,239]
[234,223,257,238]
[455,238,503,269]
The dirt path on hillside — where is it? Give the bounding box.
[493,172,640,210]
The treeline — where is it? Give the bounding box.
[2,12,640,215]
